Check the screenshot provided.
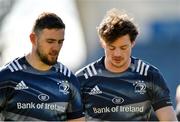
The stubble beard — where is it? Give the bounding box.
[36,48,58,66]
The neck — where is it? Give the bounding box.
[105,57,131,73]
[25,53,52,71]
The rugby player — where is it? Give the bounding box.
[0,12,84,121]
[76,8,177,121]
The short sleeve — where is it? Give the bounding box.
[151,70,172,111]
[0,68,8,109]
[66,74,84,120]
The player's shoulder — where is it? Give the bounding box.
[0,56,25,81]
[0,56,24,73]
[75,57,103,78]
[132,56,160,77]
[55,62,75,78]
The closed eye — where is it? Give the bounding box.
[120,46,128,50]
[46,39,56,43]
[109,45,115,50]
[58,39,64,44]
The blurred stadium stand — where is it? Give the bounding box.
[0,0,15,65]
[150,19,180,44]
[0,0,14,28]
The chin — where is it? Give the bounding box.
[46,59,57,65]
[112,61,125,67]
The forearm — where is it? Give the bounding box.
[68,117,85,122]
[155,106,178,121]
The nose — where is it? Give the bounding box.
[114,48,121,57]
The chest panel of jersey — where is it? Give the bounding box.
[0,57,83,121]
[3,70,71,120]
[75,57,159,121]
[82,73,152,121]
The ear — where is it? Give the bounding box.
[29,32,37,45]
[100,39,106,49]
[131,41,136,48]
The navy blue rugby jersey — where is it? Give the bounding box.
[0,56,83,121]
[75,56,172,121]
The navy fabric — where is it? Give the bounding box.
[0,56,83,121]
[76,56,172,121]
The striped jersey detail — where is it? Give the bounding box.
[82,63,97,79]
[59,63,71,77]
[7,59,23,72]
[136,60,150,76]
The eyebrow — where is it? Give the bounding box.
[121,45,128,47]
[109,44,129,47]
[47,38,64,42]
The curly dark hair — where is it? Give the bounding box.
[97,8,139,43]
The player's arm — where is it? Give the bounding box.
[176,85,180,102]
[0,68,9,120]
[68,117,85,122]
[66,73,84,121]
[150,68,177,121]
[176,85,180,120]
[155,106,178,121]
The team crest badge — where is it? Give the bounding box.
[133,81,146,94]
[57,80,70,94]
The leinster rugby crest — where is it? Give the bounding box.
[133,81,146,94]
[57,80,70,95]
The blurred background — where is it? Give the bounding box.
[0,0,179,109]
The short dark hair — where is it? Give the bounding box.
[97,8,138,43]
[32,12,65,34]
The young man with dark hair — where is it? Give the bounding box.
[76,8,177,121]
[0,12,84,121]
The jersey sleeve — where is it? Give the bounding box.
[66,74,84,120]
[0,80,6,114]
[151,69,172,111]
[0,67,10,116]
